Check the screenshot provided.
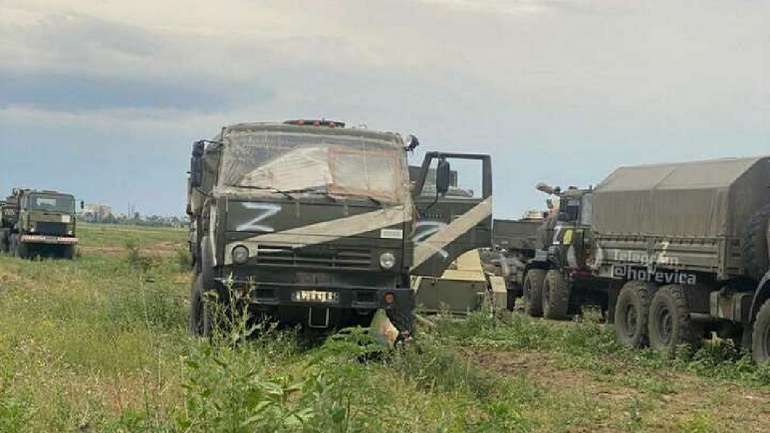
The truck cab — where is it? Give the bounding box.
[0,189,79,259]
[186,120,492,338]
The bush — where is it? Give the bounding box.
[125,240,153,273]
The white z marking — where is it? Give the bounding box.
[412,221,450,260]
[237,203,282,232]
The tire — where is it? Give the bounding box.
[61,245,75,260]
[648,285,702,353]
[12,235,28,259]
[189,273,214,337]
[506,282,521,311]
[523,269,547,317]
[542,270,571,320]
[0,229,8,253]
[742,204,770,281]
[751,299,770,364]
[614,281,653,348]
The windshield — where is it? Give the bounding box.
[219,130,409,204]
[28,194,75,213]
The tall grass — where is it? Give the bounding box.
[2,224,768,432]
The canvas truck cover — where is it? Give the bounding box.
[592,156,770,239]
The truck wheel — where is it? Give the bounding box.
[0,229,8,253]
[12,236,28,259]
[742,204,770,281]
[523,269,547,317]
[648,285,702,353]
[506,282,521,311]
[542,270,571,320]
[614,281,653,348]
[189,273,214,337]
[751,299,770,364]
[61,245,75,260]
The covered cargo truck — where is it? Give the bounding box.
[504,156,770,364]
[589,156,770,362]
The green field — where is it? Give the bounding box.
[1,224,769,432]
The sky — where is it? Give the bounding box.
[0,0,768,218]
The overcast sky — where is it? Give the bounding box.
[1,0,768,217]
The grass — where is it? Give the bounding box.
[1,224,769,432]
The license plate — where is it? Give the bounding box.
[292,290,339,304]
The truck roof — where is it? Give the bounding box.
[593,156,770,238]
[222,122,402,144]
[595,156,767,192]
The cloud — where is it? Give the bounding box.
[0,70,274,111]
[0,0,768,216]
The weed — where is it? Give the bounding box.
[125,240,153,273]
[174,247,192,272]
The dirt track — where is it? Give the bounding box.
[464,349,770,432]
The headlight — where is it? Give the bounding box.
[379,252,396,270]
[232,245,249,264]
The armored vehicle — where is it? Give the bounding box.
[187,120,492,339]
[0,188,79,259]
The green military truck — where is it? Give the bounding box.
[489,185,607,320]
[186,120,492,339]
[505,157,770,364]
[0,188,79,259]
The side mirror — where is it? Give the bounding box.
[80,201,84,210]
[405,134,420,152]
[436,158,451,196]
[190,141,205,188]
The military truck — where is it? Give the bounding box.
[489,185,609,320]
[508,157,770,363]
[485,213,545,311]
[0,188,79,259]
[409,163,501,315]
[186,120,492,339]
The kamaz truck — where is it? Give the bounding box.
[0,188,79,259]
[502,157,770,364]
[186,120,492,339]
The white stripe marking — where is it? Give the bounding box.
[224,205,411,264]
[411,197,493,271]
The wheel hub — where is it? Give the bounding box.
[656,306,673,344]
[624,305,637,336]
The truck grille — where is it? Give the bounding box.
[254,246,372,270]
[35,222,68,236]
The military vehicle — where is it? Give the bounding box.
[0,188,79,259]
[409,163,501,315]
[489,186,608,320]
[186,120,492,339]
[502,157,770,363]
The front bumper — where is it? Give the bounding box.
[20,235,79,245]
[216,277,414,310]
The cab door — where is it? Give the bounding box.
[410,152,493,276]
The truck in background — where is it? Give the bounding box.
[492,156,770,364]
[0,188,79,259]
